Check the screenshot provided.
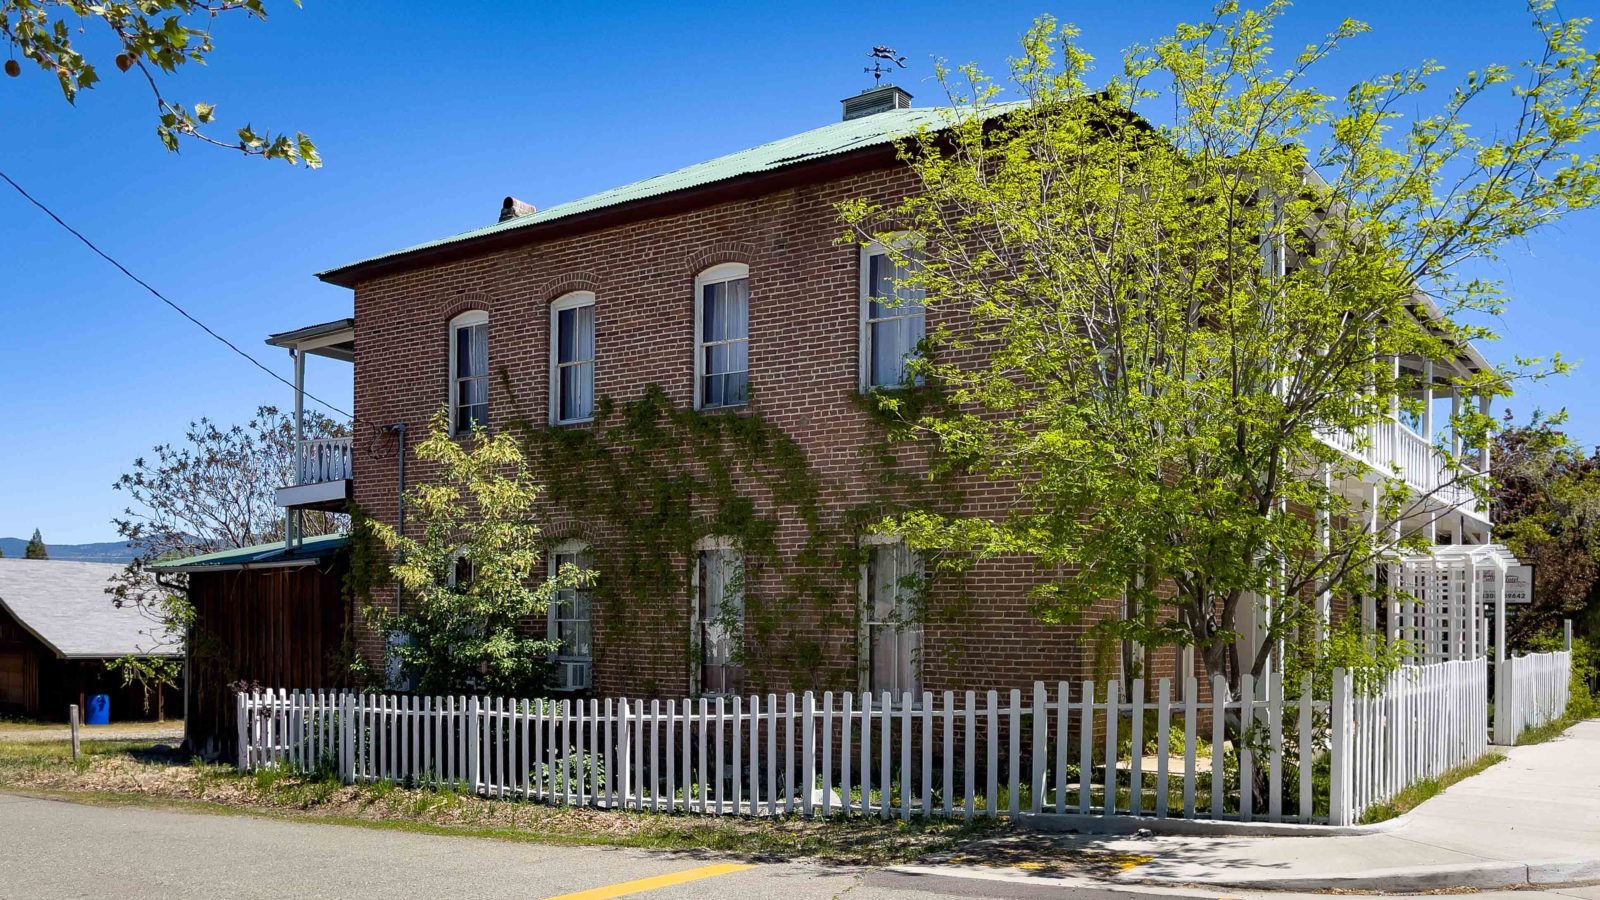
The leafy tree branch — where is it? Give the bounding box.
[2,0,318,164]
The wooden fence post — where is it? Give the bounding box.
[69,704,80,763]
[467,695,481,795]
[340,692,355,784]
[1328,667,1353,826]
[235,692,248,771]
[1494,656,1515,746]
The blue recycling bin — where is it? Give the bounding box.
[85,694,110,726]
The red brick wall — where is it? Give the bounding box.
[349,162,1109,699]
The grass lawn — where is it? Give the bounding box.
[0,719,184,742]
[0,735,1003,864]
[1357,752,1504,824]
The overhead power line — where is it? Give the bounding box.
[0,166,357,422]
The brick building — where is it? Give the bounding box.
[255,86,1497,702]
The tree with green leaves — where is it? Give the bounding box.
[1492,415,1600,648]
[23,528,46,559]
[843,2,1600,696]
[107,405,347,710]
[362,410,587,696]
[2,0,317,165]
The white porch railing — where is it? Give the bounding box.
[1495,650,1571,745]
[296,437,353,485]
[1316,417,1482,515]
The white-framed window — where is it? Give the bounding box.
[859,536,923,697]
[694,263,750,409]
[859,239,925,391]
[550,291,596,425]
[449,310,489,434]
[448,552,474,590]
[691,536,744,696]
[548,540,594,689]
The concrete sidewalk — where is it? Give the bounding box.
[920,719,1600,892]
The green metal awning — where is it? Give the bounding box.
[150,533,350,573]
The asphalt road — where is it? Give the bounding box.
[0,793,1180,900]
[5,793,1597,900]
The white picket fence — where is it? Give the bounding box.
[1495,650,1571,745]
[237,662,1492,828]
[1344,657,1488,822]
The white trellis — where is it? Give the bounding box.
[1395,546,1511,665]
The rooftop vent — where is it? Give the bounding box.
[842,85,912,121]
[499,196,536,223]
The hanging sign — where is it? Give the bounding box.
[1480,564,1535,605]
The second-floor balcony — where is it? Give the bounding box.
[267,318,355,512]
[1318,415,1486,521]
[275,435,354,510]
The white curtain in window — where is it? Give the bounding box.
[455,321,489,431]
[701,277,749,407]
[557,304,595,422]
[867,541,922,696]
[699,548,744,694]
[552,549,593,661]
[866,252,925,388]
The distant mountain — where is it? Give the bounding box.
[0,538,141,563]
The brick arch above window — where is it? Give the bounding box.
[684,241,758,275]
[542,519,605,548]
[535,272,602,303]
[442,292,493,322]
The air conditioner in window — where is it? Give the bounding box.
[557,660,591,692]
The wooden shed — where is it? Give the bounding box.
[153,534,352,760]
[0,558,181,721]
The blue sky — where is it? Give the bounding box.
[2,1,1597,543]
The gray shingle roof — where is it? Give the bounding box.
[0,559,180,659]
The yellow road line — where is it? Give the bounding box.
[543,863,757,900]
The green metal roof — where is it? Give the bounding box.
[151,533,350,572]
[318,103,1021,282]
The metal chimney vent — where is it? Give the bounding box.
[842,85,912,121]
[499,196,536,223]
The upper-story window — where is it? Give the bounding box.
[695,263,750,409]
[861,536,923,697]
[550,292,596,425]
[449,310,489,434]
[859,240,925,391]
[693,536,744,696]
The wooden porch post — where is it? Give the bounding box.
[1363,482,1379,633]
[286,347,306,549]
[1479,393,1494,534]
[1492,563,1509,744]
[1422,360,1435,441]
[1450,386,1462,458]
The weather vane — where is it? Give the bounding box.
[865,45,907,86]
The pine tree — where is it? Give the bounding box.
[24,529,47,560]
